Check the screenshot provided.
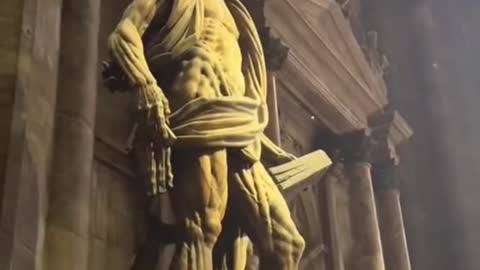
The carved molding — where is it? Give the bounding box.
[263,0,415,146]
[279,52,365,134]
[265,0,390,134]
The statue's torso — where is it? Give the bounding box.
[146,0,245,110]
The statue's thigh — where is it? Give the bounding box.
[230,162,299,249]
[171,148,229,220]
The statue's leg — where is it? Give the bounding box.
[166,53,234,269]
[229,161,305,270]
[169,148,228,270]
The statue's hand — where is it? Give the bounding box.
[138,83,176,145]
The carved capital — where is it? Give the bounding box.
[369,107,398,164]
[334,129,373,163]
[368,107,403,191]
[332,106,405,165]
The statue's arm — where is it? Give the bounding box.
[107,0,164,87]
[108,0,176,144]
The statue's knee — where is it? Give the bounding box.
[203,213,222,245]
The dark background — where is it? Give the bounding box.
[357,0,480,269]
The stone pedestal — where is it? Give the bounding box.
[44,1,100,270]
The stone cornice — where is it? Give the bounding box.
[264,0,415,141]
[265,0,389,133]
[279,52,365,134]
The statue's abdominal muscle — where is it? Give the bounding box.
[164,15,245,111]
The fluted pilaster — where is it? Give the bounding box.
[44,1,100,269]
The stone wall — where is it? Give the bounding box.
[91,0,147,269]
[89,162,145,270]
[1,0,62,268]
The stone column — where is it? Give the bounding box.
[44,1,100,270]
[368,108,412,270]
[265,73,281,145]
[325,164,346,270]
[341,130,386,270]
[373,159,412,270]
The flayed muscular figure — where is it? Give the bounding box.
[106,0,305,269]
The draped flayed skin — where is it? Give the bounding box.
[149,0,267,153]
[107,0,309,269]
[138,0,271,191]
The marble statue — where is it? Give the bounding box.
[103,0,313,269]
